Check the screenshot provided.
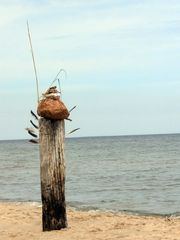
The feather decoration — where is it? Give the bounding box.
[29,139,39,144]
[25,127,35,133]
[25,128,38,138]
[28,130,38,138]
[30,120,39,129]
[66,118,72,121]
[30,110,38,120]
[69,105,76,113]
[67,128,80,135]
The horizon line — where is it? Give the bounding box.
[1,132,180,141]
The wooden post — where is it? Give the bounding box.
[39,118,67,231]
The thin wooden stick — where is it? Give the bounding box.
[27,21,40,103]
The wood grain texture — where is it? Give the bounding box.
[39,118,67,231]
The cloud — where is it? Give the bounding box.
[0,5,25,28]
[1,0,180,139]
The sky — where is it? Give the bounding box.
[0,0,180,140]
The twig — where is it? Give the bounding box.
[27,21,40,103]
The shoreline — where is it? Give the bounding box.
[0,200,179,218]
[0,202,180,240]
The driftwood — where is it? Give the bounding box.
[39,118,67,231]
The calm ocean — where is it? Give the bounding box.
[0,134,180,216]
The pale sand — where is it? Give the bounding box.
[0,203,180,240]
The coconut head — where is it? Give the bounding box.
[37,96,70,120]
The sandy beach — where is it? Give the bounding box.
[0,202,179,240]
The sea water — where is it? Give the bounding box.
[0,134,180,215]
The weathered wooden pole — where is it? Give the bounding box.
[39,117,67,231]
